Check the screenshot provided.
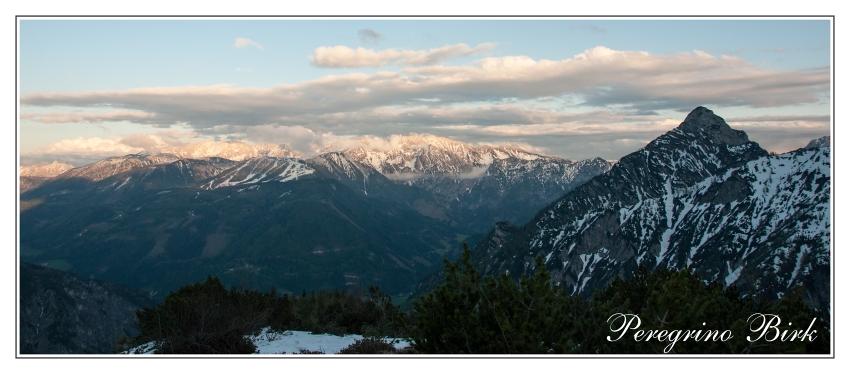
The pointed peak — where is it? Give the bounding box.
[676,106,749,146]
[683,106,715,122]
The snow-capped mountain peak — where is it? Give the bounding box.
[19,160,74,177]
[58,152,182,182]
[201,157,314,190]
[188,134,612,233]
[338,134,561,177]
[167,140,301,161]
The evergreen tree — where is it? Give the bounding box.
[135,275,287,354]
[410,248,829,354]
[411,244,581,353]
[577,266,830,354]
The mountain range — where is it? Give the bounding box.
[18,109,831,318]
[19,135,610,296]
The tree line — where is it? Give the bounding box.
[128,244,829,354]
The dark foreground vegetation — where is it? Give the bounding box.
[130,245,830,354]
[413,245,830,354]
[131,278,406,354]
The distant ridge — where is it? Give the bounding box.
[805,135,830,149]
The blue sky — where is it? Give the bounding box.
[18,18,832,165]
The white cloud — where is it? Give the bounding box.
[234,37,263,50]
[21,129,206,165]
[43,137,142,155]
[311,43,497,68]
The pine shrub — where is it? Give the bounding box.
[338,337,397,354]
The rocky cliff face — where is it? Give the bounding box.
[474,107,830,313]
[20,262,155,354]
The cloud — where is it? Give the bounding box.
[726,114,829,123]
[729,120,830,153]
[358,28,383,44]
[310,43,497,68]
[436,117,680,138]
[761,48,787,53]
[234,37,263,50]
[22,46,827,130]
[45,137,141,155]
[20,46,830,160]
[119,129,199,149]
[201,109,683,160]
[20,110,158,124]
[21,136,145,166]
[724,114,830,152]
[20,129,206,166]
[263,106,662,130]
[21,112,829,165]
[243,125,322,155]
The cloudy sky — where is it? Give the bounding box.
[18,19,831,166]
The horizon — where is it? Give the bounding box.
[18,125,832,168]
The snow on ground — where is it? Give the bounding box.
[124,328,410,355]
[252,329,410,354]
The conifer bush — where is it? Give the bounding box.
[410,244,830,354]
[578,265,830,354]
[411,244,580,353]
[338,337,398,354]
[135,276,287,354]
[131,249,829,355]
